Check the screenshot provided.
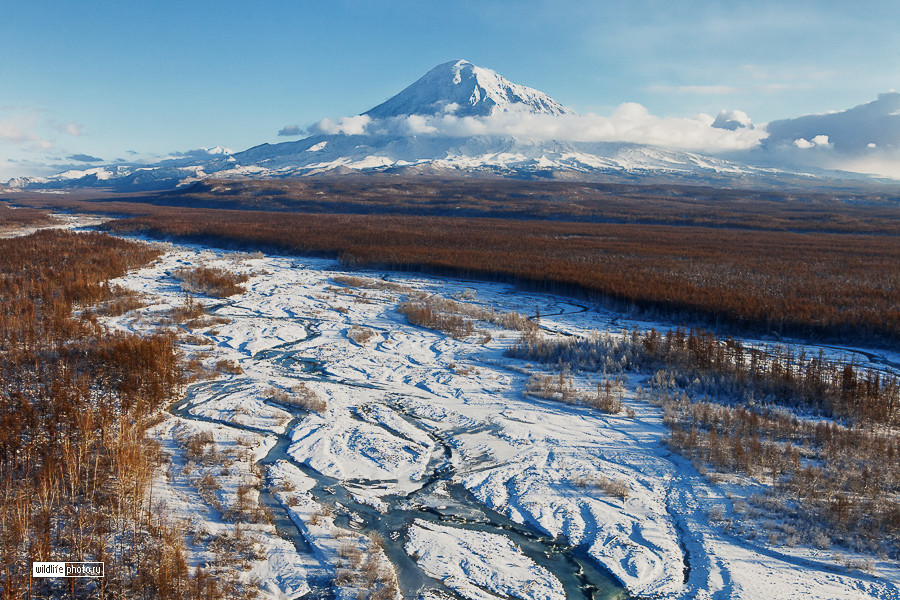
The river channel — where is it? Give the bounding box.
[169,300,629,600]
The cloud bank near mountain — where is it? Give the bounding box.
[294,90,900,178]
[752,92,900,177]
[302,102,767,153]
[288,62,900,178]
[10,58,900,187]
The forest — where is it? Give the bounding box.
[11,177,900,345]
[0,203,54,232]
[97,208,900,346]
[0,230,223,599]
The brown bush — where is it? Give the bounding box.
[173,265,249,298]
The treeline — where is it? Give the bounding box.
[93,177,900,236]
[102,208,900,345]
[508,327,900,426]
[0,230,213,599]
[0,202,54,230]
[508,327,900,556]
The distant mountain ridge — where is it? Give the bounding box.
[6,60,899,191]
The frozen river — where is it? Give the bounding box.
[105,241,900,600]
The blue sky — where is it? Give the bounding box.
[2,0,898,180]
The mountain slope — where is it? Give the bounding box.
[230,134,779,180]
[364,59,571,118]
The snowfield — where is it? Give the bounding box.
[405,519,566,600]
[101,240,900,600]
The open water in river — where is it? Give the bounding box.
[170,305,629,600]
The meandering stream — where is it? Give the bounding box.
[170,300,629,600]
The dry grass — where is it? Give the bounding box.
[399,293,534,340]
[348,326,377,345]
[574,474,630,499]
[94,285,149,316]
[215,358,243,375]
[267,382,327,413]
[173,265,249,298]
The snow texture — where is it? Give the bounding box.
[94,238,900,600]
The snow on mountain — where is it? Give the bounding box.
[230,133,772,181]
[365,59,571,118]
[6,147,236,191]
[6,61,895,190]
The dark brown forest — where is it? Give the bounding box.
[0,230,220,599]
[12,176,900,346]
[0,202,54,230]
[102,208,900,345]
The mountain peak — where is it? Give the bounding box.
[364,59,572,119]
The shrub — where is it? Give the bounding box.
[267,383,327,413]
[173,265,249,298]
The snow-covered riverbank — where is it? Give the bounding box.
[103,241,900,600]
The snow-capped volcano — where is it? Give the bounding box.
[7,60,897,190]
[364,59,572,118]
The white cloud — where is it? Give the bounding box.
[765,93,900,154]
[309,103,767,152]
[712,109,753,130]
[157,147,233,162]
[0,111,53,149]
[404,114,438,135]
[278,124,302,136]
[833,153,900,179]
[754,92,900,177]
[310,115,371,136]
[63,122,83,136]
[793,135,832,149]
[67,153,102,162]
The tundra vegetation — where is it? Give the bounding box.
[333,533,399,600]
[172,265,249,298]
[398,293,534,339]
[266,383,327,413]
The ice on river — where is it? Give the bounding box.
[105,242,900,600]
